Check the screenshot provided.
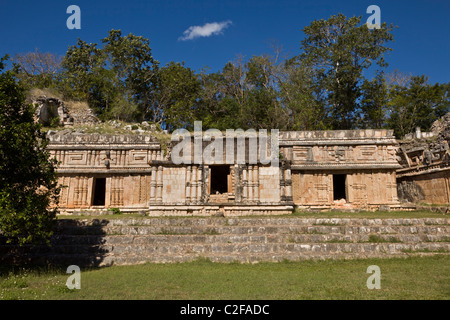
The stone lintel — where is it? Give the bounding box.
[47,133,159,144]
[56,168,153,174]
[291,163,402,170]
[396,165,450,178]
[279,129,395,140]
[48,144,160,150]
[146,205,294,216]
[279,140,397,146]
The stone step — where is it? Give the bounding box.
[56,217,450,228]
[3,242,447,266]
[106,241,450,256]
[55,224,450,236]
[49,233,450,246]
[11,240,449,256]
[102,250,449,266]
[2,217,449,267]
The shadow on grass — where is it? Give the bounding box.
[0,219,109,271]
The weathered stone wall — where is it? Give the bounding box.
[57,174,153,209]
[257,166,281,203]
[32,95,100,126]
[48,129,402,215]
[291,170,397,209]
[281,130,400,210]
[398,169,450,204]
[48,133,162,211]
[279,130,400,169]
[162,167,187,204]
[396,113,450,205]
[33,96,73,126]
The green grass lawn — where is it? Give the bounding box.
[1,255,449,300]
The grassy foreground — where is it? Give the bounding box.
[1,255,449,300]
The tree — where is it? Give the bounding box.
[387,75,450,138]
[299,14,395,129]
[59,30,159,122]
[12,49,62,89]
[244,54,288,130]
[59,39,107,106]
[196,58,250,131]
[155,61,201,131]
[279,58,328,130]
[0,56,59,245]
[101,29,160,121]
[359,72,389,129]
[196,50,323,131]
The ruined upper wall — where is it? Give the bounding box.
[47,133,163,173]
[397,113,450,175]
[46,129,401,169]
[279,130,400,170]
[279,129,397,146]
[47,132,161,148]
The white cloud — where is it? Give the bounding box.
[179,20,232,41]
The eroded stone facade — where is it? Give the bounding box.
[396,122,450,204]
[48,128,404,215]
[49,133,161,210]
[280,130,400,210]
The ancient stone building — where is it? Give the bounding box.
[48,133,160,212]
[397,117,450,204]
[32,95,99,126]
[280,130,401,210]
[47,128,402,215]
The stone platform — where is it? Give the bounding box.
[1,217,449,267]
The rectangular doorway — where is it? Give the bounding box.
[210,165,230,194]
[92,177,106,206]
[333,174,347,201]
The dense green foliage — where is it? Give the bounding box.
[387,75,450,138]
[0,56,59,245]
[10,15,450,136]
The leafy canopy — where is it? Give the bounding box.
[0,55,59,245]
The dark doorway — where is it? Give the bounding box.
[210,166,230,194]
[333,174,347,201]
[92,178,106,206]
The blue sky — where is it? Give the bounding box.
[1,0,449,84]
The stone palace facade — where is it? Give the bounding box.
[47,128,404,216]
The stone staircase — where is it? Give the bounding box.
[1,217,449,267]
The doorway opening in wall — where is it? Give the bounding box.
[333,174,347,201]
[92,177,106,206]
[210,165,230,194]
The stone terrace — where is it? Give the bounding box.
[1,217,448,266]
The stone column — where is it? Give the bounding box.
[150,166,157,202]
[285,167,292,200]
[242,166,248,201]
[235,165,241,202]
[191,166,197,203]
[186,165,191,202]
[253,165,259,202]
[197,165,202,202]
[248,166,253,201]
[82,176,89,206]
[156,166,163,202]
[74,176,80,206]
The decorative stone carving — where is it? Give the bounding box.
[397,112,450,204]
[48,129,403,215]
